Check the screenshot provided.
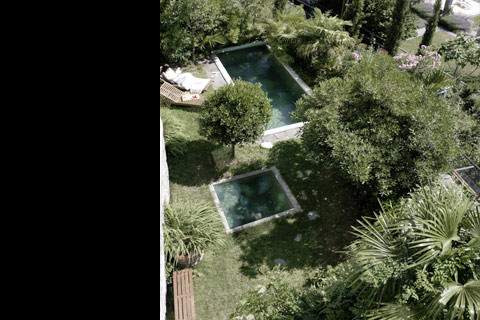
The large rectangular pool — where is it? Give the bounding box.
[216,45,306,130]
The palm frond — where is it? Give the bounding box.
[437,280,480,319]
[367,303,416,320]
[408,184,473,266]
[463,206,480,248]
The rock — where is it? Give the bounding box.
[234,315,255,320]
[253,213,262,220]
[274,258,286,265]
[301,191,307,200]
[257,285,266,294]
[297,171,303,178]
[308,211,318,220]
[261,141,273,149]
[294,234,302,242]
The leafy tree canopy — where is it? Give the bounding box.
[200,79,272,157]
[295,51,462,197]
[437,35,480,79]
[265,6,354,65]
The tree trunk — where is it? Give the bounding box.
[384,0,410,55]
[443,0,453,15]
[191,40,196,62]
[231,144,236,159]
[420,0,442,49]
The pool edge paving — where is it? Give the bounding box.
[209,166,302,234]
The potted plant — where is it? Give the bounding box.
[164,200,225,268]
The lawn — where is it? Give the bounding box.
[400,30,455,53]
[400,30,480,78]
[162,103,368,319]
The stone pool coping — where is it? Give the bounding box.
[211,42,311,142]
[209,166,302,234]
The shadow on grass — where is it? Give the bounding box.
[168,139,227,187]
[233,139,367,278]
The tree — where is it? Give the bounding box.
[443,0,453,15]
[200,80,272,158]
[420,0,442,49]
[347,183,480,319]
[384,0,410,55]
[160,0,221,63]
[358,0,417,41]
[438,35,480,79]
[295,51,460,197]
[265,6,354,65]
[343,0,365,39]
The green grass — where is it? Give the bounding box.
[400,30,455,53]
[400,30,480,78]
[162,105,368,319]
[473,15,480,27]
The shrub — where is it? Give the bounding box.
[273,0,287,12]
[295,51,461,197]
[411,2,434,19]
[200,80,272,158]
[360,0,417,40]
[229,267,308,320]
[160,0,276,64]
[163,200,225,264]
[440,14,472,32]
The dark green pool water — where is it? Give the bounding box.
[217,45,305,130]
[213,171,294,229]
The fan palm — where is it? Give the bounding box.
[349,183,480,319]
[265,6,353,64]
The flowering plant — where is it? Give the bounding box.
[393,45,441,74]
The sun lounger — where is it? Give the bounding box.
[160,67,212,93]
[160,80,206,107]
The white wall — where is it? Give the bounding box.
[160,118,170,320]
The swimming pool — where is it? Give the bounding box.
[215,44,308,130]
[210,167,301,233]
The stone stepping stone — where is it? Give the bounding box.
[308,211,318,220]
[261,141,273,149]
[312,189,318,196]
[297,171,303,178]
[274,258,286,265]
[305,170,312,176]
[294,234,302,242]
[301,190,307,200]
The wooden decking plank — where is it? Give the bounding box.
[173,271,179,320]
[182,270,188,320]
[173,269,196,320]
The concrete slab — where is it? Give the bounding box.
[199,58,228,90]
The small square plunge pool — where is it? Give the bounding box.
[210,167,301,233]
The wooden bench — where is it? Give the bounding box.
[173,268,196,320]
